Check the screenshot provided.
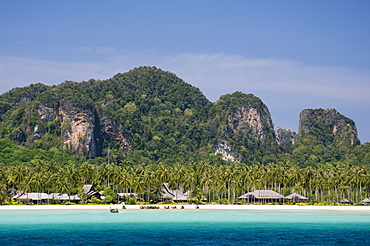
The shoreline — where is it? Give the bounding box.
[1,204,370,211]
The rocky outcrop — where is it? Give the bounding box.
[276,127,297,146]
[276,127,297,152]
[214,140,240,162]
[31,103,131,157]
[298,108,360,146]
[227,103,274,141]
[214,92,278,162]
[13,129,26,145]
[37,105,57,123]
[102,121,131,152]
[62,111,96,157]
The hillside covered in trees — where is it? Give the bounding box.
[0,66,368,168]
[1,66,370,205]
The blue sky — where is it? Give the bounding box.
[1,1,370,142]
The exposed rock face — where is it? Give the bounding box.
[276,127,298,146]
[62,111,96,157]
[102,121,131,152]
[298,108,360,146]
[276,127,298,152]
[32,103,131,157]
[214,140,240,163]
[227,103,274,141]
[37,105,57,123]
[13,129,26,145]
[214,93,278,162]
[33,126,41,140]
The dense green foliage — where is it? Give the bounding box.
[0,138,79,166]
[0,66,369,205]
[0,67,217,164]
[2,160,370,205]
[0,66,368,168]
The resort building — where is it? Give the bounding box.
[284,193,308,202]
[161,183,190,201]
[12,192,80,204]
[362,197,370,204]
[117,193,138,200]
[82,184,102,199]
[238,190,284,203]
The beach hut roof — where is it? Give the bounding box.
[161,183,189,201]
[285,193,308,200]
[238,190,284,199]
[49,193,80,200]
[117,193,138,198]
[82,185,94,193]
[13,192,49,201]
[339,198,350,203]
[361,197,370,203]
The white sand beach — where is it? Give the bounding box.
[1,204,370,211]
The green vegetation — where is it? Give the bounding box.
[0,66,369,205]
[1,160,370,205]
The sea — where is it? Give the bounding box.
[0,209,369,245]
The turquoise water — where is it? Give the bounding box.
[0,209,369,245]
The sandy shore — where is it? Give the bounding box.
[1,204,370,211]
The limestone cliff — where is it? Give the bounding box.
[61,110,96,157]
[227,103,274,141]
[276,127,298,151]
[213,92,278,163]
[0,67,362,164]
[214,139,240,162]
[31,103,130,157]
[298,108,360,147]
[102,120,131,152]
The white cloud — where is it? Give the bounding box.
[153,53,370,104]
[1,52,369,105]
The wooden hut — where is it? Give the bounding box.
[238,190,284,203]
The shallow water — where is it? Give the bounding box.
[1,209,369,245]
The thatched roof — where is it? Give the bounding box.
[13,192,80,201]
[161,183,189,201]
[117,193,138,198]
[339,198,350,203]
[49,193,80,200]
[13,192,49,201]
[285,193,308,200]
[82,185,95,194]
[362,197,370,203]
[238,190,284,199]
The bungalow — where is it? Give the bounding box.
[13,192,50,204]
[82,184,102,199]
[13,192,80,204]
[339,198,351,204]
[49,193,80,202]
[285,193,308,201]
[238,190,284,203]
[161,183,190,201]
